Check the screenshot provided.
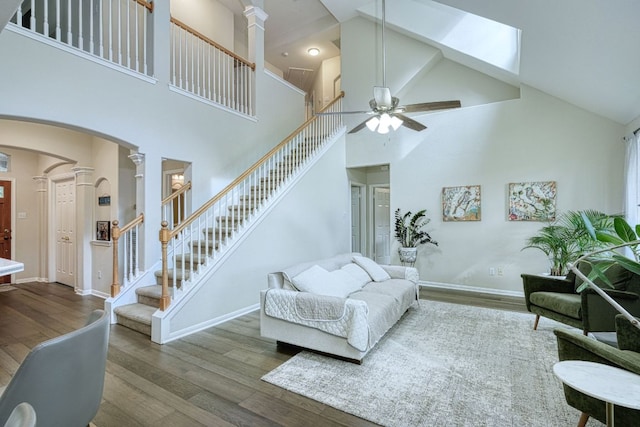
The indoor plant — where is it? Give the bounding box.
[394,209,438,265]
[523,210,613,276]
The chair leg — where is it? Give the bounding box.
[577,412,589,427]
[533,314,540,330]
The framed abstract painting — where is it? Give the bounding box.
[508,181,556,221]
[442,185,481,221]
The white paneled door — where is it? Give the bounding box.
[351,185,362,253]
[373,187,390,264]
[54,178,75,287]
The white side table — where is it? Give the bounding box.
[553,360,640,426]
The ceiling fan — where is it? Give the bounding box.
[323,0,461,134]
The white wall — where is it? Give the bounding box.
[171,0,234,51]
[342,17,625,295]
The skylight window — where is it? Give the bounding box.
[358,0,521,79]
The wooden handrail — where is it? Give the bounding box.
[168,91,345,240]
[161,181,192,206]
[136,0,154,12]
[111,213,144,297]
[170,17,255,70]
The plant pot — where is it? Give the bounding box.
[399,247,418,265]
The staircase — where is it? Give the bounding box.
[113,127,341,337]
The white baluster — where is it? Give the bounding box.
[55,0,61,40]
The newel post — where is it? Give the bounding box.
[159,221,171,310]
[111,220,121,297]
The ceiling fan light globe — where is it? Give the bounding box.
[379,113,392,128]
[366,116,380,132]
[373,87,393,109]
[390,115,403,130]
[377,124,390,134]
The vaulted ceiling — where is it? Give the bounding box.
[261,0,640,125]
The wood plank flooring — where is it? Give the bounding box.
[0,282,528,427]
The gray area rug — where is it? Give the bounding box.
[262,300,602,426]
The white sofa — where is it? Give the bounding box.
[260,252,419,362]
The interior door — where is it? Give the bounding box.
[350,185,362,253]
[0,180,12,284]
[373,187,391,264]
[54,178,75,287]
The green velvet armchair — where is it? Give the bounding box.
[521,262,640,334]
[554,315,640,427]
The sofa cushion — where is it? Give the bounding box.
[291,265,362,298]
[574,261,632,292]
[353,255,391,282]
[530,291,582,319]
[362,279,416,308]
[341,263,372,287]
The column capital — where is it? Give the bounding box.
[71,166,95,186]
[128,153,145,166]
[243,6,268,30]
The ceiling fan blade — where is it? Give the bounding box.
[348,118,371,134]
[316,110,372,116]
[400,100,461,113]
[395,113,427,132]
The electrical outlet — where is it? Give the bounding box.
[489,267,496,276]
[497,267,504,276]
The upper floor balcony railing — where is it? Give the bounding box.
[10,0,154,76]
[9,1,256,117]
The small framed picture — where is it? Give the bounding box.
[96,221,110,241]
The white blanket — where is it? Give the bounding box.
[264,289,370,351]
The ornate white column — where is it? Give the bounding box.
[128,152,146,268]
[72,166,94,295]
[32,176,48,281]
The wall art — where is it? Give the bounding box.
[508,181,556,221]
[96,221,111,241]
[442,185,481,221]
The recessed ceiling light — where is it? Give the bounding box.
[307,48,320,56]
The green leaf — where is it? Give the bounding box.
[614,217,636,242]
[581,211,597,240]
[595,231,625,245]
[611,254,640,276]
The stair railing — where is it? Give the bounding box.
[161,181,192,230]
[111,213,144,297]
[170,17,255,116]
[157,92,345,310]
[10,0,154,76]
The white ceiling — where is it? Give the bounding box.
[254,0,640,125]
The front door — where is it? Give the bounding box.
[0,180,12,284]
[373,187,390,264]
[54,178,75,287]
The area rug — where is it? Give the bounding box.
[262,301,591,427]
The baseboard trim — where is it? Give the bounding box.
[420,280,525,299]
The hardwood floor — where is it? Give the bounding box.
[0,282,528,427]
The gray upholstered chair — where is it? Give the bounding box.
[0,309,110,427]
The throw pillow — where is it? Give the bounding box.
[291,265,360,298]
[328,269,364,295]
[352,255,391,282]
[341,263,372,287]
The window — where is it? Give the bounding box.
[0,153,10,172]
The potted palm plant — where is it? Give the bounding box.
[523,210,613,276]
[394,209,438,265]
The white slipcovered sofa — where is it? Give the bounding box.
[260,252,419,362]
